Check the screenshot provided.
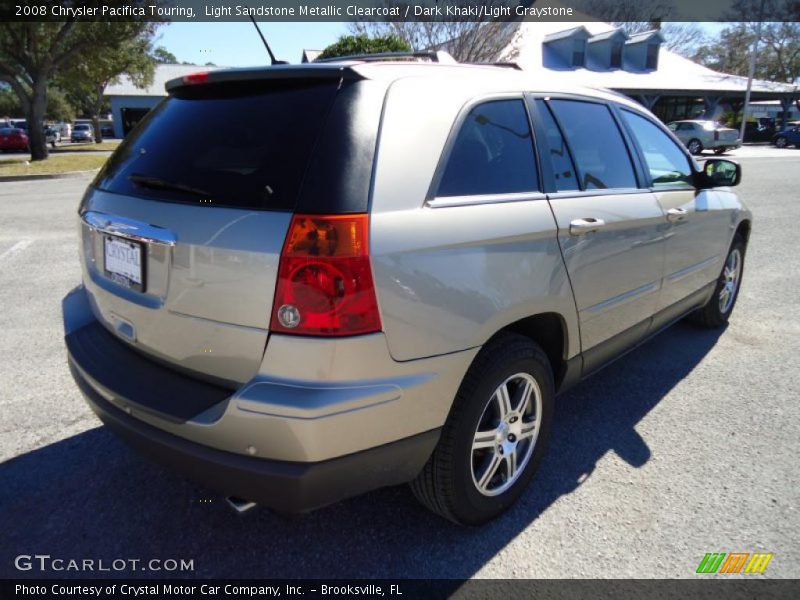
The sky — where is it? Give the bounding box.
[155,22,350,67]
[156,22,728,68]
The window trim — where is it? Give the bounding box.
[426,93,543,205]
[617,107,698,192]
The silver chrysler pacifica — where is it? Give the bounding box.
[63,56,751,525]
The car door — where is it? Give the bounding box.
[618,109,732,315]
[531,98,667,371]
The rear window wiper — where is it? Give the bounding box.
[128,174,213,199]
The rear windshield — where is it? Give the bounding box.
[95,80,340,210]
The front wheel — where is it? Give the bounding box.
[688,235,746,328]
[774,136,788,149]
[687,139,704,155]
[410,333,554,525]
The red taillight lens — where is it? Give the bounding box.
[183,71,209,85]
[270,214,381,336]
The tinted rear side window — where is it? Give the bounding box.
[438,99,538,197]
[534,99,579,192]
[95,80,340,210]
[548,100,637,190]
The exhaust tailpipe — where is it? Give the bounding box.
[225,496,257,514]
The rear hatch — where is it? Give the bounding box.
[78,69,381,385]
[717,126,740,142]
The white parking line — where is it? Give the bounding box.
[0,239,33,261]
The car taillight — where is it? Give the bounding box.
[714,130,720,141]
[270,214,381,337]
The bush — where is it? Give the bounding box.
[318,34,411,60]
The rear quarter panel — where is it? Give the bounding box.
[369,76,579,362]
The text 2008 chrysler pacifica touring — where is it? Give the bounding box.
[63,58,750,525]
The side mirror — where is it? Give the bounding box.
[699,158,741,188]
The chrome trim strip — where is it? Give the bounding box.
[427,192,546,209]
[82,210,177,247]
[666,255,720,283]
[586,281,659,314]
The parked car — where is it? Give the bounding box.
[54,122,72,139]
[64,59,751,525]
[71,123,94,143]
[772,125,800,148]
[0,127,29,152]
[734,120,776,143]
[667,120,741,155]
[45,126,61,148]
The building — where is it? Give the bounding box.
[104,64,221,138]
[493,21,799,127]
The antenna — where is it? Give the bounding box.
[248,15,287,65]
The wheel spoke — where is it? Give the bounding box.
[505,449,518,480]
[472,429,496,452]
[478,452,502,490]
[494,383,513,418]
[514,378,534,415]
[519,420,537,440]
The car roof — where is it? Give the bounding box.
[164,60,647,113]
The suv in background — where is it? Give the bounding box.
[71,123,94,143]
[64,58,750,525]
[667,120,741,155]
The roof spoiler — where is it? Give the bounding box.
[164,64,364,94]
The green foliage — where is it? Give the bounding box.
[318,34,411,60]
[695,22,800,84]
[0,17,161,158]
[152,46,178,64]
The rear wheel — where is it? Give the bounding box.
[687,139,704,155]
[774,136,788,148]
[411,333,554,525]
[688,235,746,328]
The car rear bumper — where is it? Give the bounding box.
[71,360,439,512]
[63,285,473,510]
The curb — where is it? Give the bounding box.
[0,169,99,182]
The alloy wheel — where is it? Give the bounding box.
[719,248,742,314]
[470,373,542,497]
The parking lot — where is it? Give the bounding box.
[1,156,798,579]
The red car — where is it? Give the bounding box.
[0,127,29,152]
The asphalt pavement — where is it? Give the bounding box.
[0,157,798,579]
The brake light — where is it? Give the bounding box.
[270,214,381,336]
[183,71,209,85]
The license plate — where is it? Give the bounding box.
[104,235,145,292]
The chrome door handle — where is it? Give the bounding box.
[666,207,688,222]
[569,217,606,236]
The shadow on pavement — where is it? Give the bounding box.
[1,322,724,579]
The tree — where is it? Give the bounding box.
[60,33,156,143]
[318,34,410,60]
[695,22,800,83]
[152,46,178,64]
[0,19,160,160]
[350,17,517,63]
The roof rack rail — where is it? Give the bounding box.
[464,62,523,70]
[314,50,457,64]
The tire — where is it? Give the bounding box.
[687,139,704,155]
[688,234,746,328]
[410,333,554,525]
[774,136,788,149]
